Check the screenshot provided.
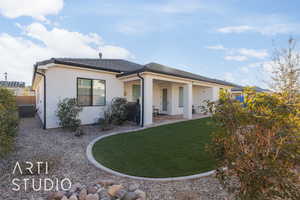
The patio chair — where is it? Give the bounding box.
[153,106,159,117]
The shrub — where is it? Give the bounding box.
[56,98,82,131]
[110,97,128,125]
[205,89,300,200]
[98,110,113,131]
[0,88,18,157]
[98,97,138,130]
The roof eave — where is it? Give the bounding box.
[117,68,238,87]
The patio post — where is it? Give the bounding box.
[143,75,153,125]
[211,87,220,101]
[183,82,193,119]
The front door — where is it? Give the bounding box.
[162,88,168,112]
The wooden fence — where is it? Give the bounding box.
[16,96,36,105]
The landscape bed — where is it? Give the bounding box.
[92,117,217,178]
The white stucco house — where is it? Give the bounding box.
[32,57,237,129]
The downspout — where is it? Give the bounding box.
[137,73,144,127]
[36,71,46,129]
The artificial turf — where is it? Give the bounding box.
[92,117,217,178]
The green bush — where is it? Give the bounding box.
[56,98,82,131]
[98,97,134,130]
[205,89,300,200]
[0,88,18,157]
[110,97,128,125]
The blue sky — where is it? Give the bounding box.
[0,0,299,87]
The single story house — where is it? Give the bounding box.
[32,56,237,129]
[231,86,271,102]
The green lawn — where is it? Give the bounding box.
[92,117,217,178]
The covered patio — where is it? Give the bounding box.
[120,72,223,126]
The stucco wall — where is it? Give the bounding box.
[35,78,44,123]
[192,86,215,113]
[45,66,124,128]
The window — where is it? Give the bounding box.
[77,78,106,106]
[179,86,184,107]
[132,85,140,102]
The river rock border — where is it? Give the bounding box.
[86,117,216,181]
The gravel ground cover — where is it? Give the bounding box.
[0,117,231,200]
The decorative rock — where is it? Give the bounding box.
[61,196,68,200]
[108,184,123,197]
[95,179,115,187]
[79,188,87,200]
[134,190,146,200]
[100,198,110,200]
[86,193,99,200]
[53,191,65,199]
[45,182,145,200]
[99,189,110,199]
[115,189,127,199]
[122,192,139,200]
[69,194,78,200]
[128,183,139,192]
[71,183,82,193]
[87,185,97,194]
[64,191,73,198]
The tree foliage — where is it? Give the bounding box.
[206,88,300,200]
[270,37,300,103]
[0,87,18,157]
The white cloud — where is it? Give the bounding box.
[223,72,235,82]
[207,44,268,62]
[0,23,134,84]
[0,0,64,21]
[206,45,226,50]
[217,25,254,33]
[217,24,300,36]
[238,48,268,59]
[224,55,248,62]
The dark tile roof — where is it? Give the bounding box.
[119,62,239,87]
[0,81,25,88]
[35,58,239,87]
[144,63,239,87]
[232,86,270,92]
[36,58,144,73]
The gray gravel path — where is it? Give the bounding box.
[0,117,230,200]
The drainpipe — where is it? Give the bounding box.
[137,73,144,127]
[36,71,46,129]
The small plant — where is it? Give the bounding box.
[0,88,18,157]
[74,127,84,137]
[98,110,113,131]
[56,98,82,131]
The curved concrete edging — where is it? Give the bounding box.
[86,117,216,182]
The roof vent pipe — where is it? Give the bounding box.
[99,52,102,59]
